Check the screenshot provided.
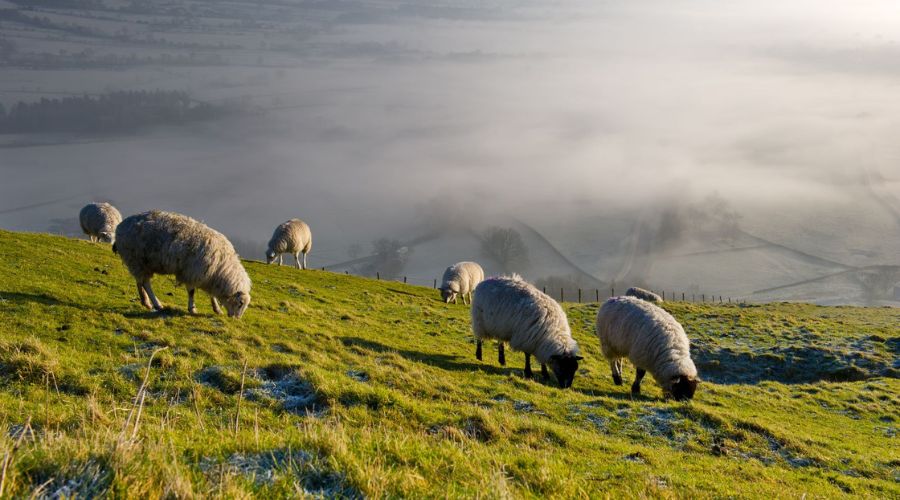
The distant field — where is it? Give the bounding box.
[0,230,896,497]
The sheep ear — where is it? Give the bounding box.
[575,356,584,361]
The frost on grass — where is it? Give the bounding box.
[200,449,360,497]
[28,458,111,499]
[692,343,896,384]
[246,364,327,416]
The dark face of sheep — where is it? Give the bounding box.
[265,250,277,264]
[225,291,250,319]
[99,232,114,244]
[549,355,583,389]
[668,376,698,401]
[440,287,457,303]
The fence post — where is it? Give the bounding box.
[595,289,599,302]
[578,289,582,303]
[662,290,665,300]
[403,276,407,284]
[611,287,615,297]
[543,286,546,294]
[560,288,564,302]
[702,294,705,302]
[433,278,437,289]
[682,292,685,301]
[376,272,380,280]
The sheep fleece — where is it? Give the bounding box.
[441,261,484,294]
[471,275,579,363]
[79,202,122,240]
[596,296,696,385]
[114,210,251,299]
[268,219,312,255]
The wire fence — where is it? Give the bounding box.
[319,267,741,305]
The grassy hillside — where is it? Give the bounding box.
[0,229,897,498]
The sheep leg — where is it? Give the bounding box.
[187,288,198,314]
[295,252,302,269]
[141,280,164,311]
[610,359,623,385]
[498,342,506,366]
[302,252,308,270]
[210,296,222,315]
[278,254,283,266]
[541,363,549,380]
[631,368,646,396]
[524,353,533,379]
[476,339,483,361]
[137,282,152,309]
[90,235,96,243]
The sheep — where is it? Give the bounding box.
[595,296,698,400]
[266,219,312,269]
[626,286,663,303]
[471,274,582,388]
[440,261,484,304]
[113,210,251,318]
[79,202,122,243]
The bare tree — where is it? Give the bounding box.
[481,226,529,272]
[362,238,410,279]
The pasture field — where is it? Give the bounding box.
[0,230,897,497]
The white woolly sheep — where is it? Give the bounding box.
[79,202,122,244]
[626,286,663,303]
[595,296,698,400]
[471,274,582,388]
[266,219,312,269]
[440,261,484,304]
[113,210,251,318]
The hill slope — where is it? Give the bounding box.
[0,230,897,498]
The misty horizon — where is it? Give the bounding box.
[1,0,898,304]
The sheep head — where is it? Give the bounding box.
[549,354,583,389]
[666,375,699,401]
[225,291,250,319]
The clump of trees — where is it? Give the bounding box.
[360,238,411,279]
[858,266,900,304]
[481,226,529,272]
[0,91,230,134]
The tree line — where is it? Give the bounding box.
[0,91,230,134]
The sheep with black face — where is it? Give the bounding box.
[470,274,582,388]
[595,296,698,400]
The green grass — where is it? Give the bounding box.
[0,229,897,498]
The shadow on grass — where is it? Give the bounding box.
[694,345,897,384]
[340,336,518,376]
[122,307,188,319]
[0,291,84,309]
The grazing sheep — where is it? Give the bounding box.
[595,296,698,400]
[626,286,663,303]
[440,261,484,304]
[113,210,251,318]
[79,202,122,244]
[266,219,312,269]
[471,274,582,388]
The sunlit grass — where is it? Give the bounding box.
[0,230,897,497]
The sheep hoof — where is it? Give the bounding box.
[189,308,198,315]
[630,386,641,396]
